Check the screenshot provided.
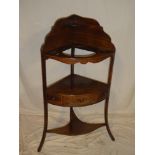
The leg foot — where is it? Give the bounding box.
[37,103,48,152]
[105,122,115,141]
[37,129,47,152]
[104,97,115,141]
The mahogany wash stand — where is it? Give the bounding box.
[38,15,116,152]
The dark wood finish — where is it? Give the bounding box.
[38,15,116,152]
[70,47,75,74]
[46,51,112,64]
[104,56,115,141]
[47,107,105,135]
[41,14,115,64]
[37,56,48,152]
[47,74,108,107]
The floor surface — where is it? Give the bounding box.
[20,112,134,155]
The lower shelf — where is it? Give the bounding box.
[46,108,105,136]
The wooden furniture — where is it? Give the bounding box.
[38,15,116,152]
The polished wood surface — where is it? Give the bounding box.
[46,51,112,64]
[47,74,108,107]
[47,107,105,135]
[41,14,115,64]
[38,15,115,152]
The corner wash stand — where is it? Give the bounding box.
[38,15,115,152]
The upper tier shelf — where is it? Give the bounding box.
[41,14,115,64]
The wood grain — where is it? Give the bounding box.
[41,14,115,64]
[47,74,108,107]
[38,15,116,152]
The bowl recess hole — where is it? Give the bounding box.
[62,48,96,57]
[62,49,96,58]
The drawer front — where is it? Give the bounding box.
[61,93,105,107]
[47,93,106,107]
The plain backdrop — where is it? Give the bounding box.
[20,0,134,116]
